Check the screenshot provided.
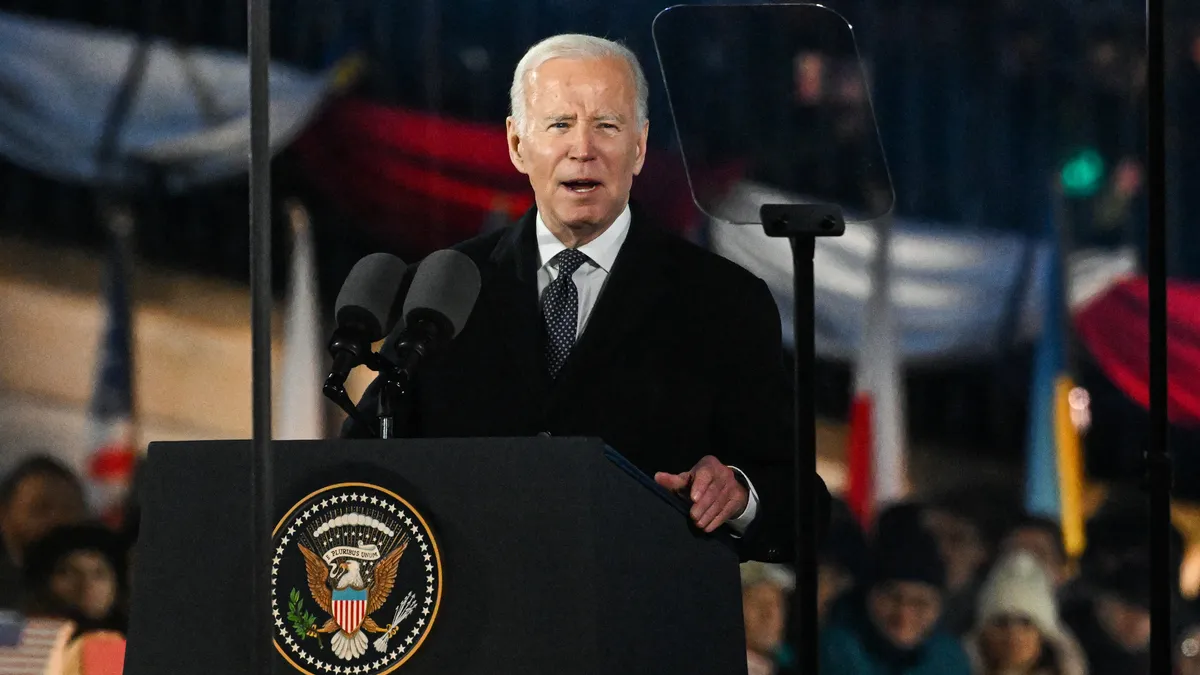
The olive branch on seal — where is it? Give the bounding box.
[288,588,323,647]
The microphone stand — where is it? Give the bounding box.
[372,321,446,439]
[324,321,446,439]
[367,352,411,440]
[323,375,375,433]
[759,203,844,675]
[322,350,412,439]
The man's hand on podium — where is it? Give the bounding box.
[654,456,749,533]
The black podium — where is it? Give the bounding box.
[124,437,747,675]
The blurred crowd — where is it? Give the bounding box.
[0,455,138,653]
[2,448,1182,675]
[742,490,1190,675]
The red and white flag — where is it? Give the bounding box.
[845,216,907,526]
[86,207,138,528]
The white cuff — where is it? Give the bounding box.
[725,466,759,535]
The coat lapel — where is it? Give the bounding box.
[487,207,552,397]
[551,205,674,389]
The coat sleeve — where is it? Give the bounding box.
[711,275,830,562]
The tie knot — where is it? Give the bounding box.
[553,248,591,276]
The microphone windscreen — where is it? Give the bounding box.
[334,252,408,341]
[403,249,482,339]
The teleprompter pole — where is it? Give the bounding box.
[1145,0,1172,672]
[762,204,845,675]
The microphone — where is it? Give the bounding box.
[387,249,482,386]
[326,253,408,394]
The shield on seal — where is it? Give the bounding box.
[331,587,368,634]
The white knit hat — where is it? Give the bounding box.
[975,551,1062,638]
[740,562,796,592]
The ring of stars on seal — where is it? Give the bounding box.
[270,483,443,675]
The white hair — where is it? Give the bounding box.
[509,33,649,134]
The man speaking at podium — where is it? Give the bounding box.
[345,33,828,563]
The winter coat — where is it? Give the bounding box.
[820,595,972,675]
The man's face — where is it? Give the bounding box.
[867,581,942,649]
[742,582,787,655]
[923,510,987,592]
[1096,594,1151,652]
[1002,527,1067,587]
[817,562,853,622]
[1,473,85,558]
[506,56,648,236]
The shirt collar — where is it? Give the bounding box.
[535,204,631,273]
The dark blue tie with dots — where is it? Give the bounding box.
[542,248,591,378]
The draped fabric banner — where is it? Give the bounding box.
[708,181,1139,363]
[0,10,346,190]
[290,98,724,254]
[1075,277,1200,427]
[291,99,536,254]
[294,109,1140,365]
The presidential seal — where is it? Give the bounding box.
[271,483,442,675]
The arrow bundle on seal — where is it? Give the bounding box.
[373,592,418,653]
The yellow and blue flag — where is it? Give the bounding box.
[1024,223,1087,560]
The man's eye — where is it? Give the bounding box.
[598,123,617,129]
[550,122,569,129]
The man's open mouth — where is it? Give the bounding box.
[561,180,601,193]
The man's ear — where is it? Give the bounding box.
[632,121,649,176]
[506,117,528,175]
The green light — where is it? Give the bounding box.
[1061,149,1105,197]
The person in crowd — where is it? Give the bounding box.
[873,501,927,541]
[741,562,795,675]
[1076,488,1183,584]
[1062,554,1150,675]
[964,550,1087,675]
[1001,514,1072,590]
[21,524,128,637]
[923,490,1003,635]
[820,498,868,624]
[1076,497,1142,586]
[1054,492,1184,640]
[0,456,88,609]
[820,525,971,675]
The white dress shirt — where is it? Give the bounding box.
[534,205,760,533]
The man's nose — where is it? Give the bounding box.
[568,126,596,160]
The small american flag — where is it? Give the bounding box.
[0,618,73,675]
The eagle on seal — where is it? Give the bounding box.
[298,540,408,660]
